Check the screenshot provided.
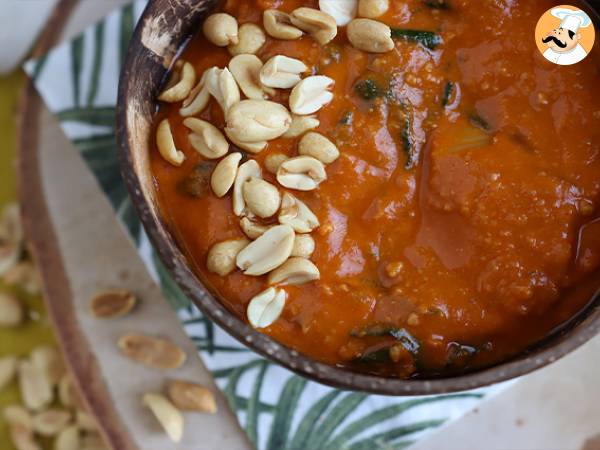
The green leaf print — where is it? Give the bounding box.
[246,360,270,446]
[347,420,444,450]
[70,35,84,106]
[266,376,308,450]
[87,22,105,106]
[120,4,135,66]
[152,250,192,310]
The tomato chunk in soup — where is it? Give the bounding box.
[150,0,600,378]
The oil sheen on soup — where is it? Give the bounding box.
[151,0,600,378]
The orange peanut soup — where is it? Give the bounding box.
[151,0,600,377]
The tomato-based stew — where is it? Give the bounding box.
[150,0,600,378]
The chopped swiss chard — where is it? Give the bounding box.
[391,29,443,50]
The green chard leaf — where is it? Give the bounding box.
[391,29,443,50]
[355,79,383,100]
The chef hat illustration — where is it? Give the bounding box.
[551,7,592,34]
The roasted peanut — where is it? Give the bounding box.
[240,217,272,239]
[206,238,249,276]
[289,76,334,115]
[156,119,185,166]
[18,360,53,412]
[158,61,196,103]
[276,156,327,191]
[267,257,320,285]
[206,67,241,116]
[143,393,184,443]
[347,18,394,53]
[283,115,320,138]
[167,380,217,413]
[260,55,307,89]
[263,10,303,40]
[211,152,242,198]
[290,7,338,45]
[226,100,292,143]
[264,153,289,174]
[203,13,239,47]
[228,23,266,55]
[278,192,320,233]
[242,178,281,218]
[90,289,136,319]
[298,132,340,164]
[246,287,287,328]
[236,225,295,275]
[180,69,210,117]
[358,0,389,18]
[184,118,229,159]
[0,292,23,327]
[319,0,357,26]
[225,129,268,154]
[229,54,273,100]
[118,333,187,370]
[31,409,71,436]
[291,234,316,258]
[233,159,262,216]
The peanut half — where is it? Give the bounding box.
[290,7,338,45]
[264,153,289,174]
[267,257,320,286]
[0,292,24,327]
[55,425,80,450]
[31,409,71,436]
[228,23,266,56]
[358,0,389,19]
[179,69,210,117]
[156,119,185,166]
[142,393,184,443]
[278,192,320,233]
[229,54,274,100]
[206,67,241,117]
[184,118,229,159]
[347,18,394,53]
[18,359,53,412]
[260,55,307,89]
[226,100,292,143]
[118,333,187,370]
[263,10,303,40]
[30,345,65,386]
[292,234,316,258]
[233,159,262,216]
[289,75,334,115]
[158,61,196,103]
[206,238,250,276]
[240,217,272,239]
[203,13,239,47]
[90,289,137,319]
[247,287,287,328]
[319,0,357,26]
[242,178,281,218]
[298,132,340,164]
[211,152,242,198]
[283,115,320,138]
[276,156,327,191]
[167,380,217,413]
[225,129,268,154]
[236,224,295,276]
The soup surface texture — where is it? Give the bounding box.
[151,0,600,377]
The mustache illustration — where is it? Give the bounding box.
[542,35,567,48]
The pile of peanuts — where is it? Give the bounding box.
[156,0,394,329]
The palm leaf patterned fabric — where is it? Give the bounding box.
[24,2,499,448]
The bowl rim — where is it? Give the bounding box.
[116,0,600,396]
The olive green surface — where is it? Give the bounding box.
[0,71,56,449]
